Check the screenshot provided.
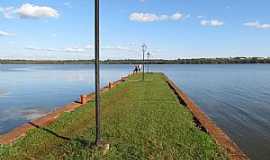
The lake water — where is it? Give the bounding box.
[0,64,269,160]
[0,64,132,134]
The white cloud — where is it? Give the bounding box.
[102,46,138,52]
[129,13,159,22]
[129,12,185,22]
[171,13,183,21]
[64,48,85,53]
[0,30,15,36]
[197,16,204,19]
[25,44,138,53]
[25,47,60,52]
[16,3,59,19]
[0,3,59,19]
[25,47,85,53]
[200,19,224,27]
[85,44,94,49]
[243,21,270,29]
[0,7,16,19]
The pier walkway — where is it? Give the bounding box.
[0,73,233,159]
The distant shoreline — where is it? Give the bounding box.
[1,57,270,64]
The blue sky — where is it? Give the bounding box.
[0,0,270,60]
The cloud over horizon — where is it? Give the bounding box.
[0,3,59,19]
[129,12,185,22]
[244,21,270,29]
[25,44,139,54]
[200,19,224,27]
[0,30,15,36]
[25,46,86,53]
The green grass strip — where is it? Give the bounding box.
[0,73,227,160]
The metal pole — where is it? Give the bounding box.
[147,52,150,73]
[95,0,101,146]
[142,44,146,81]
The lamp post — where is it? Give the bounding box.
[142,44,147,81]
[147,52,150,73]
[95,0,101,146]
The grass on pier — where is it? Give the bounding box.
[0,73,227,160]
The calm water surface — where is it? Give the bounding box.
[151,64,270,160]
[0,64,270,160]
[0,64,131,133]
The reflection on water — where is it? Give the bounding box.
[0,90,9,97]
[19,108,48,120]
[0,64,269,160]
[0,64,132,134]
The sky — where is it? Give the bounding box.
[0,0,270,60]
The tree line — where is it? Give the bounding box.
[1,57,270,64]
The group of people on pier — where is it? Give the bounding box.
[133,64,142,74]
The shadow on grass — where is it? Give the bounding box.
[28,122,93,147]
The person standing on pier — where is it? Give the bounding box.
[133,65,138,74]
